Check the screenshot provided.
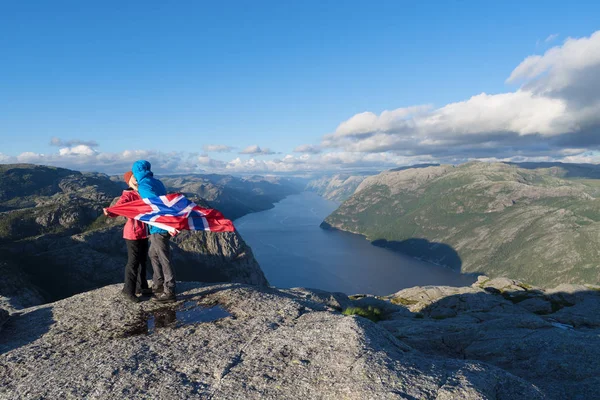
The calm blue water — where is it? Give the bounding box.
[235,192,475,296]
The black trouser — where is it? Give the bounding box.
[124,239,149,295]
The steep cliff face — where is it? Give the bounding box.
[324,162,600,286]
[0,281,551,399]
[2,224,267,305]
[0,259,45,312]
[0,164,268,308]
[172,231,267,286]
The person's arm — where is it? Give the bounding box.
[104,192,133,218]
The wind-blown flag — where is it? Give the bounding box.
[106,193,235,234]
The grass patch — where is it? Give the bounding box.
[390,297,419,306]
[517,283,533,290]
[342,306,383,322]
[348,295,365,301]
[478,278,491,288]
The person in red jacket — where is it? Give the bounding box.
[104,171,151,303]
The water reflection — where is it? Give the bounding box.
[146,302,231,334]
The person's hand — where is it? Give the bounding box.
[103,208,109,216]
[169,229,180,237]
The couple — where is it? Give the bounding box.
[104,160,177,304]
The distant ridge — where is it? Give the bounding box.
[508,161,600,179]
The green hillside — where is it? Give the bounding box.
[323,162,600,286]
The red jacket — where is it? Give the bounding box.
[108,190,149,240]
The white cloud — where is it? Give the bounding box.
[16,152,45,163]
[333,105,431,138]
[198,155,227,168]
[58,144,97,156]
[50,137,99,148]
[239,145,277,155]
[323,30,600,161]
[221,152,434,173]
[545,33,559,43]
[508,31,600,87]
[4,31,600,175]
[560,151,600,164]
[0,148,207,175]
[202,144,234,153]
[293,144,322,154]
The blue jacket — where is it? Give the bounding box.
[132,160,168,235]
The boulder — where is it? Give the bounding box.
[380,283,600,400]
[547,295,600,328]
[517,297,553,314]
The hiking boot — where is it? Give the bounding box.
[152,286,164,294]
[120,291,140,304]
[137,288,153,296]
[152,292,176,303]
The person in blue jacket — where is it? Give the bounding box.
[132,160,177,302]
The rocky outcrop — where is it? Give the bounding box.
[172,231,267,286]
[2,225,267,305]
[0,164,269,308]
[0,282,544,399]
[381,276,600,400]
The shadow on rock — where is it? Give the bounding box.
[1,226,267,306]
[0,307,54,354]
[381,277,600,400]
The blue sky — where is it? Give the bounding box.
[1,1,599,174]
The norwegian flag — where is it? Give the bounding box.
[106,193,235,234]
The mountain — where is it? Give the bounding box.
[323,162,600,287]
[508,161,600,179]
[305,174,368,202]
[306,166,440,203]
[161,174,303,220]
[387,163,440,172]
[1,277,598,399]
[0,164,130,247]
[0,164,270,310]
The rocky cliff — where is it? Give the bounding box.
[323,162,600,287]
[2,276,598,399]
[0,164,269,309]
